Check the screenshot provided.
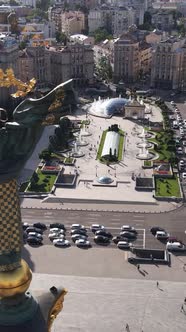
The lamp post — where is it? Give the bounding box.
[95,165,98,177]
[115,166,117,177]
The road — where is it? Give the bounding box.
[21,206,186,249]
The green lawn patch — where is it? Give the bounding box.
[96,130,107,160]
[148,130,176,163]
[118,130,124,161]
[27,169,57,193]
[144,160,152,167]
[155,177,181,197]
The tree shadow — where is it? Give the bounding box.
[22,246,35,272]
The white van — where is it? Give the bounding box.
[166,242,186,251]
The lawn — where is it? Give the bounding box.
[96,130,107,160]
[27,169,57,193]
[118,130,124,161]
[155,177,181,197]
[144,160,152,167]
[148,131,175,163]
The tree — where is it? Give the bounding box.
[55,32,68,45]
[96,56,112,81]
[39,149,51,161]
[91,28,112,44]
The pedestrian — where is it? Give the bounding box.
[181,304,184,312]
[156,281,159,288]
[137,264,140,270]
[125,323,129,330]
[184,297,186,304]
[183,264,186,271]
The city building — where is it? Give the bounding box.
[151,37,186,91]
[0,33,19,106]
[61,11,85,36]
[94,38,114,69]
[45,42,94,87]
[70,34,95,45]
[151,9,175,31]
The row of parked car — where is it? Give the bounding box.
[23,222,138,249]
[150,226,185,251]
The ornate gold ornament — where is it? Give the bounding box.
[48,88,65,112]
[47,288,67,332]
[0,68,36,98]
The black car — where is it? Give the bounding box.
[50,223,66,231]
[94,235,110,244]
[95,230,112,239]
[27,236,42,246]
[22,223,30,231]
[33,222,47,230]
[150,227,165,236]
[113,236,129,244]
[71,229,87,236]
[25,227,43,234]
[119,231,137,240]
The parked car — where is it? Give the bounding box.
[22,223,30,230]
[27,236,42,245]
[71,234,87,242]
[171,101,176,106]
[27,232,43,240]
[50,223,66,230]
[119,231,137,240]
[120,225,137,234]
[91,224,105,233]
[75,239,91,247]
[95,230,112,239]
[179,160,185,166]
[155,231,169,240]
[167,236,179,243]
[113,236,129,244]
[182,173,186,179]
[25,227,43,234]
[182,141,186,146]
[94,235,110,244]
[50,228,65,234]
[71,229,87,236]
[48,233,65,240]
[117,241,132,249]
[53,239,70,247]
[71,224,85,230]
[33,222,47,230]
[166,242,186,251]
[150,227,165,236]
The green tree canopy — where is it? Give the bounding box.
[91,28,112,43]
[96,56,112,81]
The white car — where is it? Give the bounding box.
[155,231,169,240]
[91,224,105,232]
[120,225,137,233]
[117,241,131,249]
[48,233,65,240]
[179,160,185,166]
[182,173,186,179]
[27,232,43,239]
[171,101,176,106]
[183,141,186,146]
[50,228,65,235]
[75,239,90,247]
[71,224,85,230]
[53,239,70,247]
[166,242,185,251]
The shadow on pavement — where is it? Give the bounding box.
[22,246,35,272]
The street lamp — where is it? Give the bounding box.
[95,165,98,177]
[114,166,117,177]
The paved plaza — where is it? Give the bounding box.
[31,271,186,332]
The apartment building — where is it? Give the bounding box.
[0,33,19,106]
[113,35,140,83]
[61,11,85,36]
[151,38,186,90]
[18,46,46,88]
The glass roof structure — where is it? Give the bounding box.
[97,176,113,184]
[88,97,129,118]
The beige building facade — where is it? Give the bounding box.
[61,11,85,36]
[150,38,186,91]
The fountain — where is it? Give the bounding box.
[80,123,91,137]
[137,138,153,149]
[71,141,84,158]
[136,146,155,160]
[138,128,152,139]
[76,132,88,146]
